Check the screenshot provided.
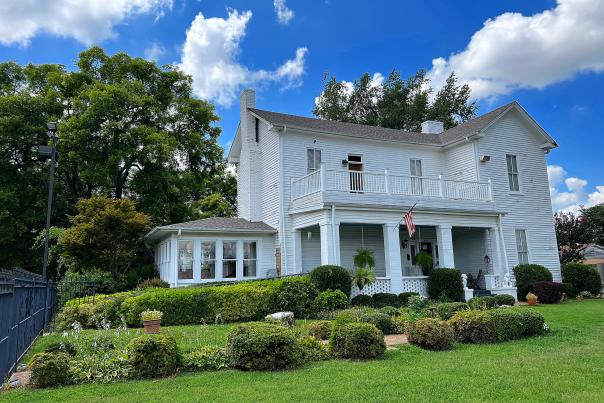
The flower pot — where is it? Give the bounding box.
[527,298,537,306]
[143,319,161,334]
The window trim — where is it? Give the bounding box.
[515,228,530,265]
[506,154,521,193]
[243,240,257,278]
[307,147,322,174]
[177,240,194,280]
[222,240,238,279]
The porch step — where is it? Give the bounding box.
[473,289,493,297]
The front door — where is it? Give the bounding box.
[401,238,436,276]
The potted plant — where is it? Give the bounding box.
[526,292,538,306]
[415,252,433,276]
[353,249,377,293]
[141,310,163,334]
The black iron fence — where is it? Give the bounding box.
[0,269,57,381]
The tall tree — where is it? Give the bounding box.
[582,203,604,246]
[554,211,588,264]
[313,70,477,131]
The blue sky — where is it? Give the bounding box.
[1,0,603,212]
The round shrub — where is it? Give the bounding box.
[332,307,397,335]
[532,281,564,304]
[183,346,229,371]
[371,293,400,308]
[493,294,516,306]
[449,310,495,344]
[138,277,169,290]
[427,269,464,301]
[29,352,71,388]
[310,265,352,297]
[227,322,303,371]
[126,334,178,378]
[351,294,372,306]
[312,289,350,313]
[398,292,420,307]
[486,308,524,342]
[407,318,455,351]
[299,336,330,361]
[468,296,498,309]
[562,262,602,296]
[330,322,385,359]
[308,320,332,340]
[379,306,402,317]
[274,277,319,319]
[435,302,469,320]
[513,264,552,301]
[519,309,545,336]
[45,341,77,357]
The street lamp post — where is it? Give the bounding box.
[42,122,58,329]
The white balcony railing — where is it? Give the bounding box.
[291,167,493,202]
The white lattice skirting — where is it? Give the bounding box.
[351,278,391,297]
[401,276,429,296]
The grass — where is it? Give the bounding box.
[4,300,604,402]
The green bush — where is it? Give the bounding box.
[398,292,420,306]
[61,269,116,295]
[448,310,495,344]
[274,277,319,319]
[379,306,402,317]
[68,350,132,384]
[351,294,372,306]
[126,334,178,378]
[518,309,545,336]
[435,302,469,320]
[407,318,454,351]
[310,265,352,297]
[330,323,385,359]
[513,264,553,301]
[532,281,565,304]
[408,295,429,318]
[312,289,350,313]
[227,322,303,371]
[468,296,498,310]
[183,346,229,371]
[45,341,77,357]
[308,320,332,340]
[371,293,400,308]
[562,262,602,296]
[486,308,524,342]
[428,269,464,301]
[138,277,169,290]
[299,336,330,361]
[332,307,397,335]
[29,352,72,388]
[493,294,516,306]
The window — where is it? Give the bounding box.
[506,154,520,191]
[307,148,321,173]
[515,229,529,264]
[254,117,259,142]
[410,159,423,195]
[222,241,237,278]
[348,154,363,192]
[178,240,194,280]
[243,241,257,277]
[200,241,216,279]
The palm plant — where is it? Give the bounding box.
[352,266,376,291]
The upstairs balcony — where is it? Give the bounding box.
[290,166,495,212]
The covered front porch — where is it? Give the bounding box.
[294,213,516,300]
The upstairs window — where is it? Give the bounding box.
[506,154,520,192]
[515,229,529,265]
[307,148,322,173]
[410,158,423,195]
[254,118,260,142]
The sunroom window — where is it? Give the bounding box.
[200,241,216,279]
[222,241,237,278]
[243,241,257,277]
[178,240,194,280]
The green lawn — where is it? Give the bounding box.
[4,300,604,402]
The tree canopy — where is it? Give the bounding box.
[0,47,235,272]
[554,204,604,264]
[313,70,477,131]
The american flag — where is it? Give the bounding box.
[404,207,416,238]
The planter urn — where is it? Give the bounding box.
[527,296,538,306]
[143,319,161,334]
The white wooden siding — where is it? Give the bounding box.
[339,224,386,276]
[300,225,321,273]
[444,142,478,181]
[452,227,489,287]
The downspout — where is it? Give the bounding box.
[279,126,289,274]
[331,204,337,265]
[497,214,510,275]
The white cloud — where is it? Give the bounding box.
[179,9,307,107]
[144,43,165,61]
[548,164,604,214]
[274,0,295,25]
[428,0,604,99]
[0,0,173,46]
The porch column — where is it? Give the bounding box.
[293,229,303,273]
[436,225,455,268]
[383,224,404,294]
[319,223,335,265]
[488,227,505,275]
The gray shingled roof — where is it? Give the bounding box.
[160,217,276,232]
[249,101,517,146]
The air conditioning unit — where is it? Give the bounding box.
[479,155,491,162]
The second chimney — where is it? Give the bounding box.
[421,120,444,134]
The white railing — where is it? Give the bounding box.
[291,168,493,202]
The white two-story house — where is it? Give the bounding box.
[146,89,560,299]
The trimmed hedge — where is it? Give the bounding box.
[299,336,330,361]
[351,294,373,306]
[126,334,178,379]
[493,294,516,306]
[449,310,495,344]
[407,318,454,351]
[468,296,498,310]
[398,292,420,307]
[273,277,319,318]
[312,289,350,313]
[310,265,352,297]
[331,307,397,335]
[29,352,71,388]
[428,269,464,301]
[435,302,469,320]
[308,320,332,340]
[371,293,400,308]
[330,323,385,359]
[532,281,564,304]
[227,322,303,371]
[487,308,524,342]
[519,310,545,336]
[562,262,602,296]
[513,264,552,301]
